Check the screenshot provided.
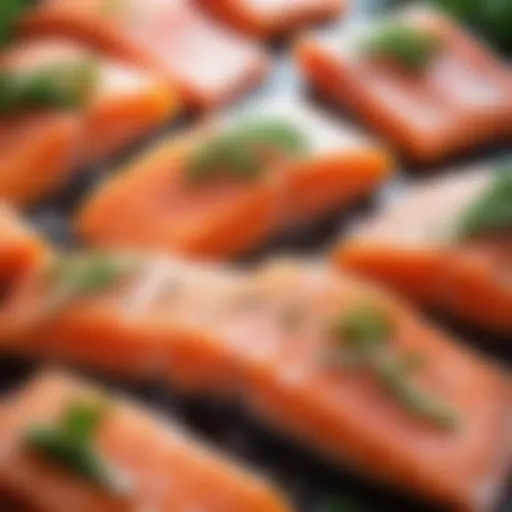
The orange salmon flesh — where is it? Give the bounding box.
[0,204,48,284]
[333,167,512,335]
[0,38,176,207]
[0,244,510,510]
[20,0,269,111]
[0,370,290,512]
[75,98,393,260]
[197,0,345,39]
[295,6,512,163]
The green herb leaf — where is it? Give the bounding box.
[373,355,460,430]
[186,118,309,184]
[232,119,309,156]
[25,399,128,497]
[25,427,128,496]
[0,0,32,47]
[360,22,442,72]
[0,60,98,115]
[328,304,460,430]
[49,252,136,300]
[333,303,393,351]
[61,399,109,442]
[455,164,512,240]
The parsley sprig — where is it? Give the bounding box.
[25,398,129,496]
[360,22,442,72]
[186,118,310,184]
[0,60,97,115]
[454,164,512,241]
[328,304,460,430]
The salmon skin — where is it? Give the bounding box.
[75,98,392,259]
[197,0,344,39]
[0,203,48,284]
[333,165,512,335]
[0,370,290,512]
[20,0,269,111]
[0,246,510,511]
[0,38,176,207]
[295,6,512,163]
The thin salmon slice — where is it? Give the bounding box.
[20,0,269,110]
[197,0,344,38]
[0,204,48,284]
[0,111,80,208]
[0,248,510,510]
[0,38,176,206]
[333,166,512,335]
[0,370,290,512]
[295,6,512,162]
[75,98,392,259]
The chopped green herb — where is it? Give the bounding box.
[186,118,309,184]
[0,0,32,47]
[360,22,442,72]
[61,399,109,442]
[0,60,97,115]
[372,354,460,430]
[334,303,393,351]
[454,164,512,241]
[25,399,128,497]
[327,303,460,430]
[48,252,137,300]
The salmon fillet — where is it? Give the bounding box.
[0,370,290,512]
[20,0,269,110]
[197,0,344,39]
[75,98,392,259]
[333,166,512,335]
[0,247,510,510]
[0,204,48,285]
[295,6,512,163]
[0,38,176,206]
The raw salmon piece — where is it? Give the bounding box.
[295,6,512,162]
[75,98,392,259]
[0,204,47,284]
[197,0,344,39]
[20,0,269,111]
[333,166,512,334]
[0,251,510,511]
[0,111,81,207]
[0,252,245,381]
[218,260,512,511]
[84,52,178,162]
[0,370,290,512]
[0,38,176,206]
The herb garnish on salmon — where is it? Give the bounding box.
[36,252,140,320]
[0,60,97,114]
[186,118,310,183]
[360,22,442,72]
[455,164,512,241]
[0,0,32,46]
[328,304,460,430]
[49,253,136,297]
[25,398,129,496]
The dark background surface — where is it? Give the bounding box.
[1,0,511,510]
